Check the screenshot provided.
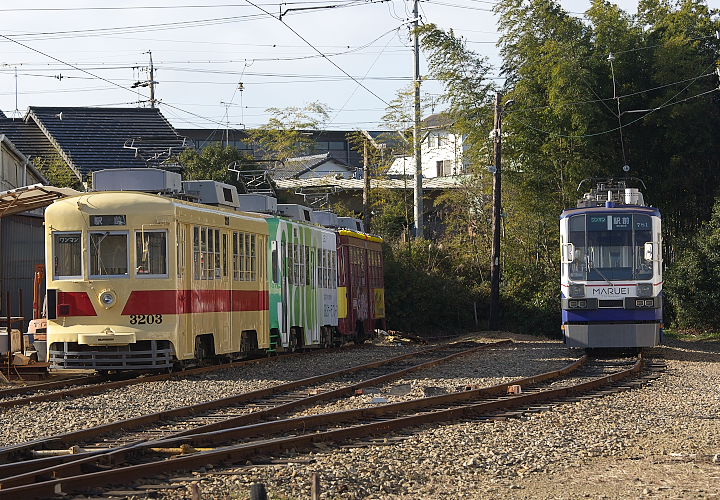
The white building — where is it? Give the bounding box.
[387,114,468,179]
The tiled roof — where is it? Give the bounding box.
[27,107,188,178]
[275,174,469,191]
[0,135,48,184]
[0,117,58,160]
[271,153,352,180]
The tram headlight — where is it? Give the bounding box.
[637,283,653,297]
[99,290,117,309]
[644,299,655,307]
[569,284,585,298]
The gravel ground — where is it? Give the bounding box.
[138,334,719,500]
[0,344,427,446]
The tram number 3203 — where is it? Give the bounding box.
[129,314,163,325]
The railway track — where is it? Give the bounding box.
[0,346,360,410]
[0,340,511,493]
[0,349,664,499]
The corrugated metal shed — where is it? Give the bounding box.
[0,213,44,330]
[275,174,469,191]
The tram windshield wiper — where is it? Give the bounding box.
[586,253,615,286]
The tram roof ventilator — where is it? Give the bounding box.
[576,178,647,208]
[92,168,182,194]
[91,168,365,230]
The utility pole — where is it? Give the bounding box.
[363,138,371,231]
[132,50,158,108]
[148,51,156,108]
[412,0,423,238]
[488,92,503,330]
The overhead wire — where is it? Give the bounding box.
[0,32,248,129]
[509,65,720,139]
[240,0,392,106]
[2,1,376,41]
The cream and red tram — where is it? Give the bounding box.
[46,191,271,370]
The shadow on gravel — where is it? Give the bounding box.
[652,338,720,362]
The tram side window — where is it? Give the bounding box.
[222,233,228,278]
[568,215,586,279]
[135,230,167,276]
[201,227,208,279]
[232,232,239,281]
[53,232,82,279]
[249,234,256,281]
[214,229,221,279]
[271,242,279,284]
[177,224,186,279]
[193,227,200,280]
[634,215,653,280]
[90,231,128,277]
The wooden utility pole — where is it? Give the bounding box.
[412,0,423,238]
[488,92,503,330]
[363,138,371,231]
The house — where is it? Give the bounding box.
[387,113,468,179]
[271,153,356,180]
[0,107,188,185]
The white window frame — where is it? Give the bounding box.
[52,231,84,280]
[89,230,130,279]
[134,229,169,279]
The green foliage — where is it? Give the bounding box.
[178,143,254,184]
[33,154,81,188]
[665,197,720,331]
[383,240,485,334]
[380,0,720,336]
[248,102,329,160]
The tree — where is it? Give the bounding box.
[178,143,254,184]
[666,196,720,331]
[248,102,330,161]
[33,154,81,189]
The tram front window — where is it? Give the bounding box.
[53,232,82,279]
[568,214,654,281]
[90,231,129,277]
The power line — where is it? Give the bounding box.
[240,0,392,106]
[0,1,362,12]
[510,86,719,139]
[0,32,248,130]
[2,1,374,41]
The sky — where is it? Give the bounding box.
[0,0,681,132]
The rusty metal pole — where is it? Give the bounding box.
[488,92,503,330]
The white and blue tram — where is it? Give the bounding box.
[560,180,662,348]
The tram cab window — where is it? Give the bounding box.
[135,230,167,276]
[90,231,128,277]
[53,232,82,279]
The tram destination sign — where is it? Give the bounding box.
[90,215,127,226]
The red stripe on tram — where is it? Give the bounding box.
[121,289,269,315]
